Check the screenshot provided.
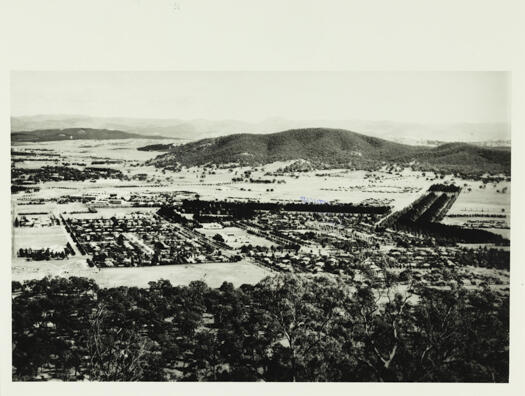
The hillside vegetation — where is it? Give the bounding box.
[146,128,510,175]
[147,128,420,168]
[12,274,509,382]
[397,143,511,175]
[137,143,176,152]
[11,128,167,142]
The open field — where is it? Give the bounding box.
[196,226,276,248]
[13,226,68,252]
[442,181,510,232]
[12,256,91,282]
[92,261,272,288]
[64,207,159,219]
[14,138,186,162]
[14,201,90,214]
[447,181,510,215]
[12,258,272,288]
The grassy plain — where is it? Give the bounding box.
[196,226,276,248]
[12,258,271,289]
[13,226,68,251]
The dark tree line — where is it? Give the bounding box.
[12,273,508,382]
[454,247,510,271]
[180,200,391,217]
[428,184,462,193]
[394,221,508,244]
[17,245,74,261]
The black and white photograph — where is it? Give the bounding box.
[2,0,523,393]
[9,71,511,382]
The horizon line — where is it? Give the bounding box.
[10,113,510,126]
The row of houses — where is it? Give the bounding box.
[66,212,224,268]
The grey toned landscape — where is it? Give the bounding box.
[11,72,510,382]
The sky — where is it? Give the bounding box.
[10,71,510,124]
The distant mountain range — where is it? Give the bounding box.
[11,128,168,142]
[146,128,510,176]
[11,115,510,145]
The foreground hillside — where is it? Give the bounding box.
[146,128,510,175]
[12,274,509,382]
[11,128,166,142]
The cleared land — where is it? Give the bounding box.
[196,226,276,248]
[12,256,271,288]
[92,261,271,288]
[13,226,68,251]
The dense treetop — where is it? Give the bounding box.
[12,271,508,382]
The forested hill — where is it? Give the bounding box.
[403,143,511,174]
[147,128,422,167]
[138,143,176,152]
[145,128,510,175]
[11,128,167,142]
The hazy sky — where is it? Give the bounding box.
[10,71,509,124]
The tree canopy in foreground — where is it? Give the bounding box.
[12,273,508,382]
